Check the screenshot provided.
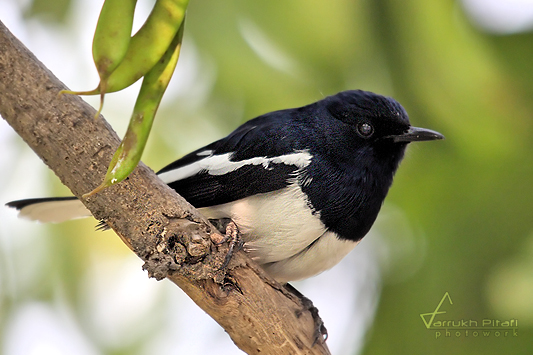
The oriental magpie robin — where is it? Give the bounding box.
[6,90,443,283]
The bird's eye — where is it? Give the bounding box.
[357,123,374,138]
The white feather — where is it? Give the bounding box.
[17,199,90,223]
[196,150,213,156]
[158,150,312,183]
[199,181,357,282]
[260,232,358,283]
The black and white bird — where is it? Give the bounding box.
[7,90,443,283]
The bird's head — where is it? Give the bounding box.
[322,90,443,165]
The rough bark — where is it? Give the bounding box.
[0,21,330,355]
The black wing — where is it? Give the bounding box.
[157,111,311,208]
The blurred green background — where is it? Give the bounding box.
[1,0,532,354]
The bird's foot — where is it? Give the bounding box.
[284,283,328,345]
[210,218,244,270]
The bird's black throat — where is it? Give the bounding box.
[302,140,408,243]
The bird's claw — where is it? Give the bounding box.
[302,295,328,345]
[284,283,328,345]
[210,218,243,270]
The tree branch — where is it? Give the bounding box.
[0,21,330,355]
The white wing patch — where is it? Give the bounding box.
[196,150,213,156]
[158,150,313,184]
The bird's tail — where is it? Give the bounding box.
[6,197,91,223]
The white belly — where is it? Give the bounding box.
[199,183,358,283]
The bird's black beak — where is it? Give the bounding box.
[389,126,444,143]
